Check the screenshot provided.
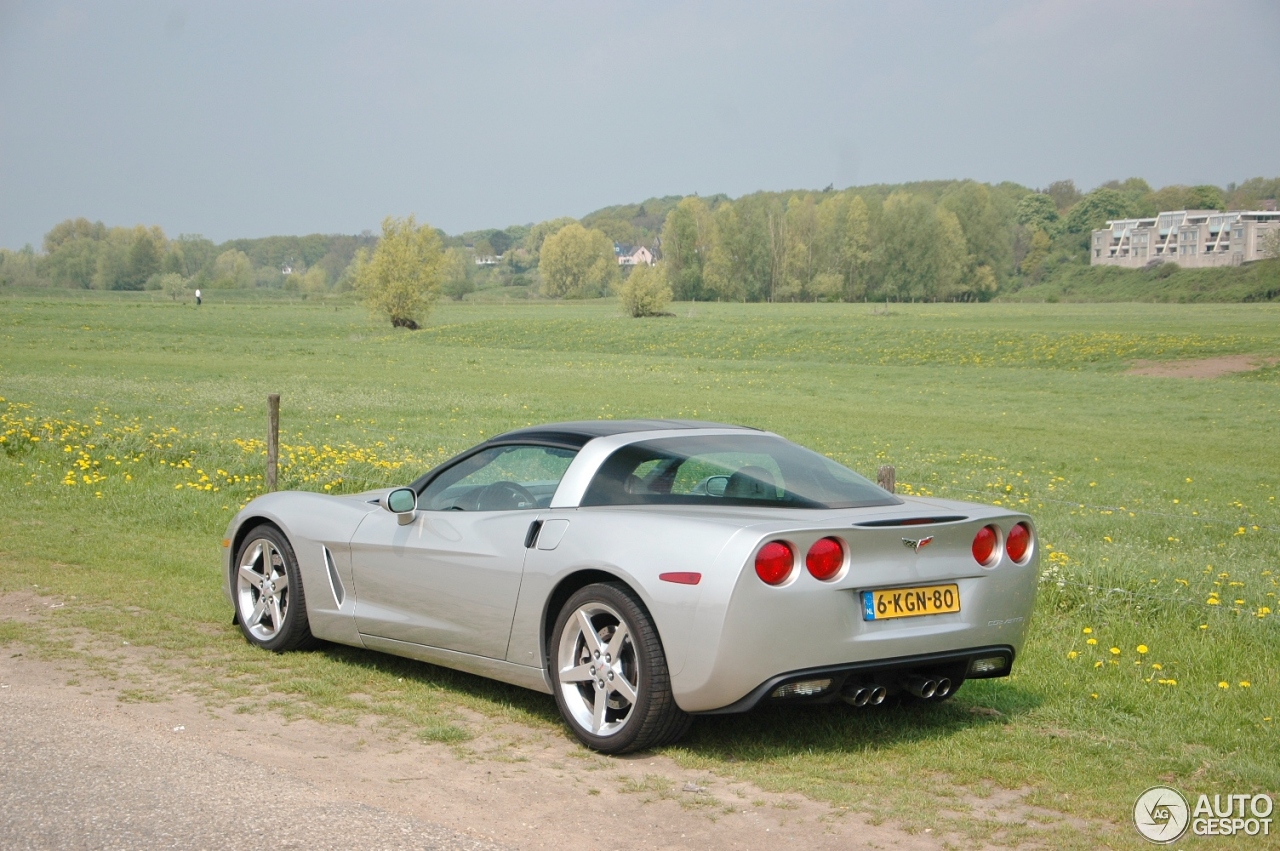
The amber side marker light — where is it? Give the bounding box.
[221,538,231,548]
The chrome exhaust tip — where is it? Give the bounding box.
[868,685,887,705]
[903,676,938,699]
[842,686,871,707]
[934,677,952,699]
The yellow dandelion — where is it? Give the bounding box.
[1240,681,1251,688]
[1219,681,1230,689]
[1067,651,1078,660]
[1137,645,1148,654]
[1087,638,1097,645]
[1090,693,1098,699]
[1082,627,1092,634]
[1094,661,1103,669]
[1199,624,1208,630]
[1110,647,1121,656]
[1152,663,1163,671]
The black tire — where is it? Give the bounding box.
[232,525,317,652]
[550,582,691,754]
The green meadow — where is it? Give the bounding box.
[2,290,1278,848]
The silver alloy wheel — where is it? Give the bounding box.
[556,600,639,738]
[235,537,291,641]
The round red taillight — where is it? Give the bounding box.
[1006,522,1031,563]
[972,525,999,566]
[755,541,795,585]
[806,537,844,580]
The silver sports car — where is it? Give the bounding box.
[223,420,1037,753]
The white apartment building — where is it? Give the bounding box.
[1091,209,1280,268]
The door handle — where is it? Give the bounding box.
[523,520,543,549]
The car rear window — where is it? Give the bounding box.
[580,435,899,509]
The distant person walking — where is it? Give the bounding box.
[195,288,202,306]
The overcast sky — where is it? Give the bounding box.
[1,0,1278,248]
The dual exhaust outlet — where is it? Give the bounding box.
[841,674,952,707]
[903,674,952,700]
[843,684,887,707]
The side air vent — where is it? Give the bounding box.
[855,516,967,528]
[322,545,345,607]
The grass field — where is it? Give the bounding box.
[2,289,1278,848]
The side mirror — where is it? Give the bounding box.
[382,487,418,525]
[705,476,729,497]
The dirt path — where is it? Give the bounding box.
[1127,354,1278,379]
[0,594,954,851]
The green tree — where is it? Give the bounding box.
[940,181,1014,288]
[660,197,712,300]
[702,204,748,302]
[158,272,188,301]
[1045,180,1082,212]
[440,247,474,300]
[297,266,328,295]
[212,249,254,289]
[46,237,101,289]
[526,217,578,260]
[703,197,773,301]
[819,193,871,301]
[165,235,217,280]
[539,223,618,298]
[0,246,45,287]
[1186,184,1225,211]
[1015,193,1059,232]
[487,230,513,256]
[43,218,106,289]
[1019,228,1052,280]
[778,194,818,300]
[122,226,165,290]
[354,215,444,329]
[872,193,966,301]
[614,263,673,317]
[91,228,131,290]
[1062,188,1144,250]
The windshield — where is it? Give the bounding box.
[580,434,899,509]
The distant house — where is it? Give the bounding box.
[1091,209,1280,268]
[615,244,655,266]
[473,254,499,266]
[281,264,294,275]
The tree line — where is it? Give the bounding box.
[0,222,377,296]
[3,176,1276,308]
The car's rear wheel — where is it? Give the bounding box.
[233,525,316,652]
[550,582,690,754]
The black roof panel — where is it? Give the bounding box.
[489,419,756,447]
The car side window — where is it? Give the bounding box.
[420,445,578,511]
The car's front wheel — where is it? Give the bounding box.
[233,525,316,652]
[550,582,690,753]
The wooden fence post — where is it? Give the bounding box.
[877,464,896,494]
[267,393,280,492]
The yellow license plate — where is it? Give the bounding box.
[862,584,960,620]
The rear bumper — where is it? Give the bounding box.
[693,644,1015,714]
